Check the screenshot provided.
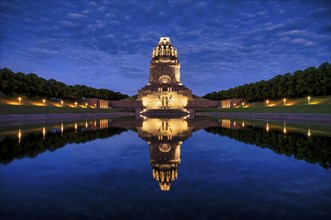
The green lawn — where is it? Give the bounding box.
[0,104,134,114]
[197,104,331,114]
[1,96,330,115]
[197,96,331,114]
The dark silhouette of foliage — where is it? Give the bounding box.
[0,68,129,100]
[205,126,331,169]
[0,127,127,165]
[204,62,331,101]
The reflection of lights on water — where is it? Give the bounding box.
[74,123,78,132]
[61,123,64,136]
[18,129,22,143]
[266,123,269,132]
[221,119,231,128]
[233,121,236,126]
[42,127,46,139]
[100,119,109,129]
[283,123,287,134]
[94,120,97,127]
[308,129,311,137]
[242,121,245,127]
[85,121,88,129]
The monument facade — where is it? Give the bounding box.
[137,37,193,113]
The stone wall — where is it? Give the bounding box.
[187,100,220,108]
[109,100,143,108]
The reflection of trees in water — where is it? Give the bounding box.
[205,126,331,169]
[0,127,127,165]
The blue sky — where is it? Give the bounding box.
[1,0,330,96]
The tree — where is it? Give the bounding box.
[0,68,129,100]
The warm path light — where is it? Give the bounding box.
[307,96,311,104]
[18,97,22,104]
[74,102,77,107]
[242,102,245,107]
[18,129,22,144]
[61,123,64,136]
[308,129,311,137]
[266,100,269,106]
[283,98,286,106]
[85,103,88,108]
[42,127,46,139]
[266,123,269,132]
[61,100,64,107]
[43,99,46,105]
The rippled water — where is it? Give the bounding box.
[0,117,330,220]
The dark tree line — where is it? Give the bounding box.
[205,126,331,169]
[204,62,331,101]
[0,68,129,101]
[0,126,127,165]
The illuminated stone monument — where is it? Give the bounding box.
[137,37,193,114]
[137,117,193,191]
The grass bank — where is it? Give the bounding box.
[197,96,331,114]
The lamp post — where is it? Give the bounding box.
[85,103,88,108]
[266,100,269,107]
[307,96,311,104]
[242,102,245,107]
[283,98,286,106]
[61,100,64,107]
[43,99,46,105]
[18,97,22,104]
[74,102,77,107]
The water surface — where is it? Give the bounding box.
[0,117,330,220]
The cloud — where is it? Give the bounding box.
[61,20,81,30]
[29,49,59,59]
[67,13,87,19]
[291,38,315,46]
[278,30,309,36]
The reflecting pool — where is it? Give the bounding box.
[0,117,330,220]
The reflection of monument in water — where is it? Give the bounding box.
[137,117,193,191]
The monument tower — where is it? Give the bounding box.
[137,37,193,113]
